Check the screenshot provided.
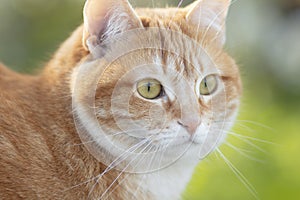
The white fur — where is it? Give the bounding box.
[140,159,198,200]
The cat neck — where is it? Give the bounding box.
[138,158,197,200]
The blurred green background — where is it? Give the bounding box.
[0,0,299,199]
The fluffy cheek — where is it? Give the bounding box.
[128,96,168,132]
[194,91,240,157]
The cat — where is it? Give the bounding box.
[0,0,242,199]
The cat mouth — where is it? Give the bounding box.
[152,136,201,150]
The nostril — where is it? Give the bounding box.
[177,119,200,135]
[177,121,187,127]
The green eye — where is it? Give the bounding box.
[137,79,162,99]
[199,75,218,95]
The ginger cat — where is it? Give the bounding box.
[0,0,241,199]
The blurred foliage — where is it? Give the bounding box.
[0,0,299,199]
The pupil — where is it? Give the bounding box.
[204,79,208,88]
[147,82,151,92]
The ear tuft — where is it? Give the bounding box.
[186,0,231,46]
[83,0,143,52]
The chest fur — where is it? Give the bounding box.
[136,161,197,200]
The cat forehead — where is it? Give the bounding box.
[106,46,218,81]
[106,33,219,77]
[151,52,217,80]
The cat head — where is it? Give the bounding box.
[71,0,242,172]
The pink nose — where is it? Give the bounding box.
[177,118,200,135]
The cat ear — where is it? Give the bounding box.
[185,0,231,46]
[83,0,143,51]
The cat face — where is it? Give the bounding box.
[72,0,241,172]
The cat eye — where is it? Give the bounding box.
[199,75,218,95]
[137,79,163,100]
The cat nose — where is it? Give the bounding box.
[177,118,200,135]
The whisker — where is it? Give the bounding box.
[214,128,272,155]
[214,120,271,134]
[68,128,147,146]
[64,138,149,194]
[227,131,278,146]
[229,134,271,155]
[129,131,182,197]
[103,145,156,200]
[129,145,158,199]
[211,151,220,160]
[69,139,97,147]
[234,123,257,133]
[216,148,259,200]
[212,121,276,150]
[100,138,155,199]
[225,142,265,163]
[236,120,275,132]
[88,138,151,198]
[107,128,149,137]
